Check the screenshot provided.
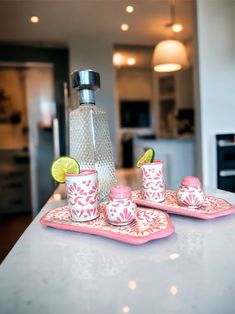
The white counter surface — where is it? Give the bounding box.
[1,172,235,314]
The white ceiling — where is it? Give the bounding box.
[0,0,193,47]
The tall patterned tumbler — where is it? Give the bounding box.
[141,160,166,202]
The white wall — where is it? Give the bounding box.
[195,0,235,187]
[68,38,117,159]
[117,68,152,100]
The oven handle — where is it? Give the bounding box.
[218,140,235,147]
[219,170,235,177]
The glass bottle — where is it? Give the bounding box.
[69,69,117,201]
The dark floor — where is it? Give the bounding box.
[0,213,32,263]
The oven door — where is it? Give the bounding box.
[218,171,235,192]
[217,143,235,171]
[217,139,235,192]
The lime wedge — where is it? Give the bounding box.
[51,156,80,183]
[136,148,155,168]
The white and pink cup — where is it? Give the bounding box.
[65,170,100,222]
[141,160,166,202]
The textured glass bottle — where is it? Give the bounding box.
[69,69,117,201]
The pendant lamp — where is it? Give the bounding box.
[152,39,188,72]
[152,0,188,72]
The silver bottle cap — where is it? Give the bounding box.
[72,69,100,91]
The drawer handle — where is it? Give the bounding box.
[219,170,235,177]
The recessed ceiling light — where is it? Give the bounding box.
[126,6,134,13]
[127,57,136,66]
[171,23,183,33]
[113,53,123,66]
[30,16,40,23]
[121,24,129,31]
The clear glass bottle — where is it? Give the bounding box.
[69,69,117,201]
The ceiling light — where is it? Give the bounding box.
[152,1,187,72]
[121,24,129,31]
[126,6,134,13]
[30,16,39,23]
[127,57,136,66]
[172,23,183,32]
[113,53,123,66]
[152,40,188,72]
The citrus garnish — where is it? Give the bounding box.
[50,156,80,183]
[136,148,155,168]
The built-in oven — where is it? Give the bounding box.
[216,134,235,193]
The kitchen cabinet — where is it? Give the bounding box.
[153,68,194,138]
[0,150,31,214]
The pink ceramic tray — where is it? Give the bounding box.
[131,189,235,219]
[40,203,174,245]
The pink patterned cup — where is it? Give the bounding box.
[105,185,137,226]
[176,176,205,208]
[141,160,165,202]
[65,170,100,222]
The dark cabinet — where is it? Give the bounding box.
[0,150,31,214]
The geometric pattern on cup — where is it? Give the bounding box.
[105,198,137,226]
[141,161,165,202]
[176,186,205,208]
[66,170,99,222]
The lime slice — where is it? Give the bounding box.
[136,148,155,168]
[51,156,80,183]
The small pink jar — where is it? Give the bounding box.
[105,185,137,226]
[176,176,205,208]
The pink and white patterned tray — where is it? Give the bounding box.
[132,189,235,219]
[40,203,174,245]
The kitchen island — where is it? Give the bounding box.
[0,169,235,314]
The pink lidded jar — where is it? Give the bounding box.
[176,176,205,208]
[105,185,137,226]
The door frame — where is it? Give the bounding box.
[0,43,69,154]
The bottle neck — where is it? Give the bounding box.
[79,89,96,105]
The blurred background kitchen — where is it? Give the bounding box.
[0,0,235,262]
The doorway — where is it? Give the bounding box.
[0,44,69,216]
[0,63,56,216]
[114,45,155,168]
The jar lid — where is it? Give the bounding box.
[109,185,131,199]
[181,176,202,188]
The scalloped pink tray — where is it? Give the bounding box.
[131,189,235,219]
[40,203,174,245]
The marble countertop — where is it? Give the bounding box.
[1,171,235,314]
